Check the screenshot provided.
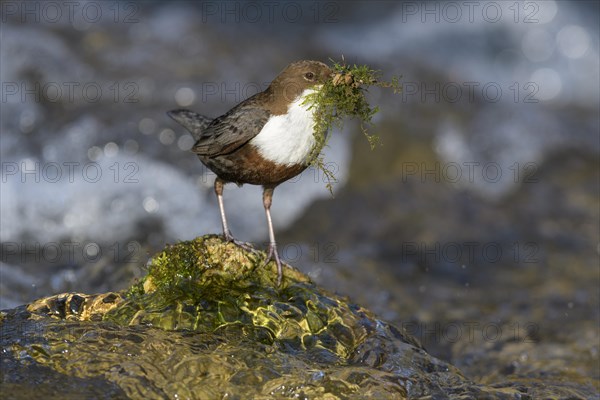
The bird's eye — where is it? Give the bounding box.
[304,72,315,80]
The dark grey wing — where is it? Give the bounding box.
[167,109,213,141]
[192,104,271,157]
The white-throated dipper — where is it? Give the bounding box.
[168,60,332,285]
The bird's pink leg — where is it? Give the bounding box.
[214,178,233,241]
[213,178,257,252]
[262,187,283,285]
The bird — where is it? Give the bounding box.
[168,60,333,285]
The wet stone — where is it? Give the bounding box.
[1,235,596,399]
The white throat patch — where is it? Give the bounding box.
[250,88,319,166]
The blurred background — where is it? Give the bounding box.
[1,0,598,390]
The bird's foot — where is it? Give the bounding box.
[232,239,258,253]
[223,230,234,243]
[264,242,283,286]
[222,231,257,253]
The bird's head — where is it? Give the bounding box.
[268,60,332,105]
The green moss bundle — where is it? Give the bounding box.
[303,60,402,193]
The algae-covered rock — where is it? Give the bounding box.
[1,235,546,399]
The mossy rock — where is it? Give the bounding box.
[2,235,534,399]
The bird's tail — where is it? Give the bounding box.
[167,109,213,141]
